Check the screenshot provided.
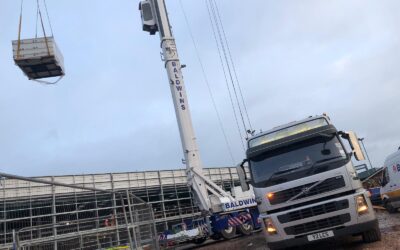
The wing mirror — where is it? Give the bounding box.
[339,131,365,161]
[237,159,250,191]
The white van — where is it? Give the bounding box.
[381,147,400,213]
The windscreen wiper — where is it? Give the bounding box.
[273,167,300,176]
[273,164,307,176]
[307,156,346,174]
[260,168,298,187]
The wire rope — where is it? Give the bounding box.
[33,75,64,85]
[42,0,54,36]
[205,0,246,152]
[212,0,253,133]
[208,0,248,139]
[35,1,39,38]
[16,0,24,59]
[178,0,236,164]
[37,1,51,55]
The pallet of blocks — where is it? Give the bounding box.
[12,37,65,80]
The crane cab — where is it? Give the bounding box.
[139,0,158,35]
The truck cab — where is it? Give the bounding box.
[237,115,380,249]
[381,148,400,213]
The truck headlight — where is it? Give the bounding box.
[355,195,369,215]
[263,218,277,235]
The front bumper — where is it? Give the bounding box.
[267,218,379,249]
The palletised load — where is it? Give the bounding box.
[12,36,65,80]
[12,0,64,83]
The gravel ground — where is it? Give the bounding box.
[179,209,400,250]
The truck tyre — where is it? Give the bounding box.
[210,233,222,240]
[220,221,236,239]
[268,245,279,250]
[237,213,254,235]
[384,199,398,213]
[193,236,207,244]
[362,226,381,243]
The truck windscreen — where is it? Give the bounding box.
[249,135,348,188]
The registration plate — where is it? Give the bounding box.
[307,230,334,241]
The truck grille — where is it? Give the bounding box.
[269,176,345,205]
[277,199,349,223]
[284,213,351,235]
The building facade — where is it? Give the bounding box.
[1,167,240,249]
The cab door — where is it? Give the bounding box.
[380,166,392,195]
[382,161,400,198]
[389,158,400,193]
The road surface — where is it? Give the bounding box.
[179,209,400,250]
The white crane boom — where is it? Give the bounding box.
[139,0,236,212]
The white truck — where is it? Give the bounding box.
[139,0,261,245]
[237,115,381,249]
[381,147,400,213]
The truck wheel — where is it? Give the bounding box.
[384,200,398,213]
[237,213,253,235]
[193,236,207,244]
[210,233,222,240]
[221,223,236,239]
[267,245,279,250]
[362,226,381,243]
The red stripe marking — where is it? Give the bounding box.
[234,217,242,225]
[230,218,238,226]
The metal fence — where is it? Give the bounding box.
[0,172,159,250]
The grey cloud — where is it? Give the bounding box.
[0,0,399,176]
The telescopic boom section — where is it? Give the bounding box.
[140,0,211,211]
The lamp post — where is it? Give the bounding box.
[358,138,373,169]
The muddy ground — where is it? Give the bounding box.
[179,209,400,250]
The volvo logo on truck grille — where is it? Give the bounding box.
[301,187,311,194]
[268,176,345,205]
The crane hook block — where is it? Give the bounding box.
[139,0,158,35]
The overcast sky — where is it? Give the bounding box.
[0,0,399,176]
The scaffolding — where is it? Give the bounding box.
[1,167,240,249]
[0,173,158,250]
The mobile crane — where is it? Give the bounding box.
[138,0,260,244]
